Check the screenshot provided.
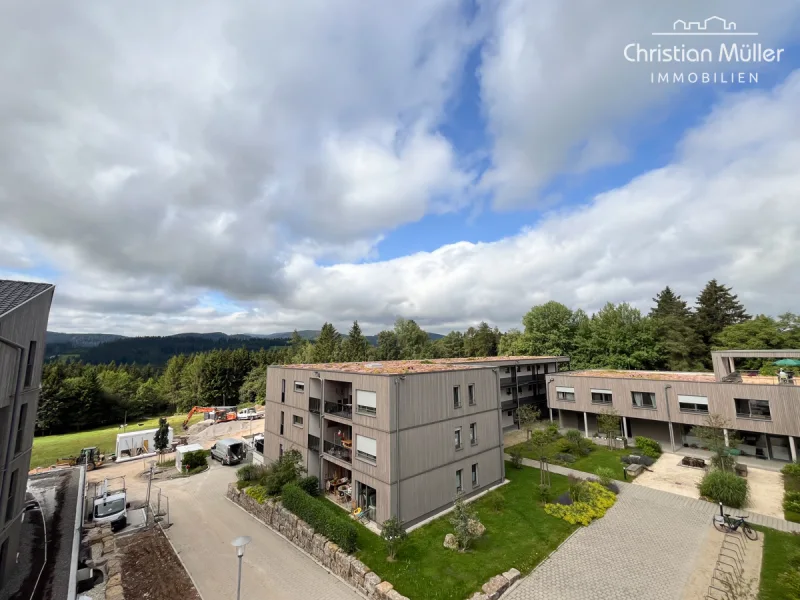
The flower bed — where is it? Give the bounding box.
[544,481,616,526]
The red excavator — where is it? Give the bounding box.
[182,406,238,431]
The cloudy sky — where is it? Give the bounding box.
[2,1,799,336]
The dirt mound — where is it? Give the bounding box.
[187,420,258,445]
[186,420,214,436]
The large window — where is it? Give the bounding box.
[292,414,304,427]
[454,427,462,450]
[678,395,709,414]
[14,403,28,454]
[469,422,477,445]
[356,435,377,463]
[471,463,479,487]
[468,384,476,405]
[24,341,36,387]
[556,387,575,402]
[453,386,462,409]
[456,469,463,493]
[631,391,656,409]
[5,470,18,523]
[735,398,772,420]
[591,390,612,405]
[356,390,377,416]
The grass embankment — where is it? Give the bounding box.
[31,413,203,468]
[782,464,800,523]
[349,464,575,600]
[508,439,631,480]
[760,527,800,600]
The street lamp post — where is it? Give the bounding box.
[231,536,252,600]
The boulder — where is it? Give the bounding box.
[469,593,489,600]
[502,568,521,585]
[105,584,125,600]
[482,575,509,600]
[90,543,104,562]
[375,581,394,599]
[364,572,382,596]
[443,533,458,550]
[626,463,644,477]
[470,519,486,537]
[107,558,122,578]
[386,590,410,600]
[106,573,122,588]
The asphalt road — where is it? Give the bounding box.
[159,464,360,600]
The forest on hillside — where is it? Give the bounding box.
[36,280,800,435]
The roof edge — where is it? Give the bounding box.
[0,283,55,318]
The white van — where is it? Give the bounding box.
[210,438,246,465]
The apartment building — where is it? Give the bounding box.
[548,349,800,464]
[264,355,566,527]
[0,280,55,589]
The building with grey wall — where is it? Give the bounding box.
[264,355,566,527]
[548,349,800,463]
[0,280,55,590]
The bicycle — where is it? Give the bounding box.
[713,512,758,540]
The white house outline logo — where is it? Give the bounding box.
[652,16,758,36]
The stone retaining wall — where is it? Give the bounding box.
[469,568,520,600]
[227,484,409,600]
[83,522,124,600]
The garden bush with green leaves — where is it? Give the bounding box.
[281,484,358,552]
[245,485,269,504]
[182,449,209,471]
[634,436,662,459]
[784,491,800,514]
[544,481,616,526]
[698,470,749,508]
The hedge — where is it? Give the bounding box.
[183,449,209,471]
[281,484,358,553]
[698,470,749,509]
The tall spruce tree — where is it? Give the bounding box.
[311,322,341,363]
[650,286,705,371]
[342,321,370,362]
[694,280,750,349]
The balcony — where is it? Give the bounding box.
[516,375,534,385]
[309,397,321,414]
[308,434,320,453]
[324,439,352,462]
[325,401,352,420]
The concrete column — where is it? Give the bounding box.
[583,412,589,438]
[558,409,563,429]
[667,423,676,453]
[790,437,797,462]
[549,408,553,423]
[723,429,730,447]
[622,416,629,439]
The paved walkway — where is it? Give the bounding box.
[505,454,800,533]
[159,465,360,600]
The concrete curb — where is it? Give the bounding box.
[225,496,370,600]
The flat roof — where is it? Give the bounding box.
[712,349,800,358]
[277,355,567,375]
[564,369,718,383]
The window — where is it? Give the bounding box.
[556,387,575,402]
[456,469,463,493]
[356,390,377,416]
[632,391,656,409]
[506,388,512,395]
[735,398,772,420]
[294,381,305,393]
[471,463,479,487]
[5,470,18,523]
[527,365,532,372]
[356,435,377,463]
[468,384,475,405]
[280,411,285,435]
[279,443,284,458]
[292,415,304,427]
[281,379,286,403]
[24,341,36,387]
[504,367,510,374]
[516,366,521,372]
[14,403,28,454]
[678,395,709,414]
[453,386,461,409]
[591,390,612,405]
[507,410,513,417]
[454,427,462,450]
[469,422,477,445]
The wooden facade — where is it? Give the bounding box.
[0,285,54,586]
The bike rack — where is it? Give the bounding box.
[706,528,752,600]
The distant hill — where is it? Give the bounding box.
[46,332,127,347]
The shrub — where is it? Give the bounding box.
[710,453,736,472]
[553,438,573,453]
[568,475,590,503]
[634,436,662,459]
[555,492,573,506]
[489,492,506,513]
[553,452,576,464]
[509,446,524,469]
[182,449,209,471]
[264,449,306,495]
[237,464,267,483]
[698,470,749,509]
[297,476,321,497]
[564,429,583,445]
[545,422,560,438]
[594,467,615,488]
[449,493,483,552]
[281,484,357,552]
[544,482,616,526]
[782,463,800,478]
[245,485,269,504]
[537,485,551,504]
[381,516,407,560]
[784,491,800,514]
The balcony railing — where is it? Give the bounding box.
[324,401,352,420]
[308,434,320,452]
[736,411,772,421]
[309,397,321,414]
[516,375,533,385]
[323,439,352,462]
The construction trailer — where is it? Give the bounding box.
[115,427,174,462]
[174,443,204,471]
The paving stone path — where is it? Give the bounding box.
[503,456,798,600]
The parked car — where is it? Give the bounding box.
[210,438,247,465]
[237,407,264,420]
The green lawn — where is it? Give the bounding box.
[508,439,631,480]
[760,527,800,600]
[350,464,576,600]
[31,413,203,468]
[783,472,800,523]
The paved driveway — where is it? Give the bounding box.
[159,465,360,600]
[504,485,718,600]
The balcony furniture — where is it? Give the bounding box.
[342,439,352,449]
